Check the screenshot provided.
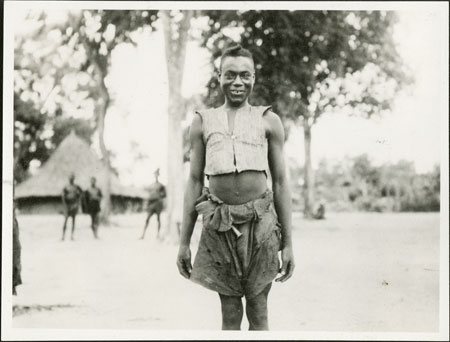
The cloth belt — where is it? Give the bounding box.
[195,188,273,238]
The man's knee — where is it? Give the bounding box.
[246,300,269,330]
[245,283,272,330]
[246,293,268,312]
[219,294,243,328]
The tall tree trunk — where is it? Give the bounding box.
[161,10,193,241]
[98,75,111,222]
[83,38,112,223]
[303,117,314,219]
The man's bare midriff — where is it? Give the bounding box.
[208,170,268,205]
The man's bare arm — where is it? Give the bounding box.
[177,113,205,279]
[266,111,295,282]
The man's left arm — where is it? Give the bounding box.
[266,111,295,282]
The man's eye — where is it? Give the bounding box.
[241,73,252,80]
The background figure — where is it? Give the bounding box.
[61,173,83,241]
[84,177,102,239]
[313,190,326,220]
[13,207,22,295]
[313,202,326,220]
[140,168,166,240]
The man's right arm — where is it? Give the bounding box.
[177,113,205,279]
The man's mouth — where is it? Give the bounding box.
[230,90,244,95]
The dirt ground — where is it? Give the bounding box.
[11,212,440,332]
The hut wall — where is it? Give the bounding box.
[16,197,65,215]
[16,196,144,215]
[111,196,144,214]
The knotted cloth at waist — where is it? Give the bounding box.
[195,188,273,237]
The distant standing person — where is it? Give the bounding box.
[140,168,166,240]
[84,177,102,239]
[61,173,83,241]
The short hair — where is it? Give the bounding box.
[219,45,254,71]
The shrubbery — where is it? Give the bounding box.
[291,154,440,212]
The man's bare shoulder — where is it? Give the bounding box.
[189,112,204,142]
[263,109,282,124]
[190,112,203,135]
[263,110,284,138]
[192,111,203,125]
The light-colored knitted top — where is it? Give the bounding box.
[196,105,271,176]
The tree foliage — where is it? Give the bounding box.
[13,92,49,182]
[14,91,95,183]
[201,10,409,120]
[13,11,98,182]
[51,116,96,147]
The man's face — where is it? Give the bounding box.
[219,56,255,107]
[69,175,75,183]
[91,178,96,186]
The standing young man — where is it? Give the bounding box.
[140,168,166,240]
[84,176,102,239]
[61,173,83,241]
[176,45,295,330]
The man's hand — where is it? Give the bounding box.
[275,246,295,282]
[176,245,192,279]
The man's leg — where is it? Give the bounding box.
[156,212,161,239]
[245,283,272,331]
[140,211,152,239]
[90,213,98,238]
[70,215,76,240]
[62,213,69,241]
[219,294,244,330]
[93,212,99,238]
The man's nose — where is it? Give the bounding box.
[232,75,244,86]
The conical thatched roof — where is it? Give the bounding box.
[15,131,145,199]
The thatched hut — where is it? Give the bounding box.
[15,131,146,214]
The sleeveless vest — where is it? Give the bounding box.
[196,105,271,176]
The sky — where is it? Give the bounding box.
[11,6,447,187]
